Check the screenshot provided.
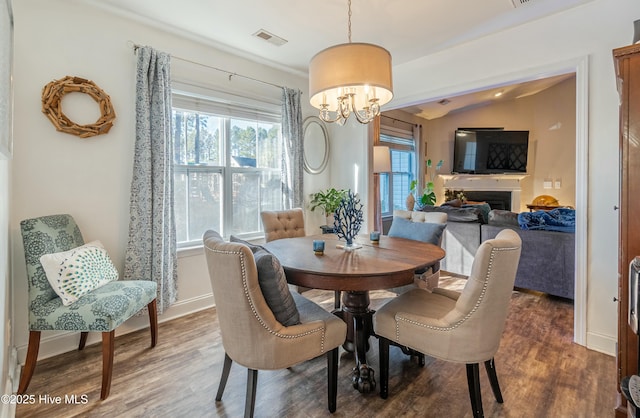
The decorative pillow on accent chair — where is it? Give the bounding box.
[229,236,301,326]
[39,240,119,306]
[388,217,447,245]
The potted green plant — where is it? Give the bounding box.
[309,188,348,225]
[408,159,443,209]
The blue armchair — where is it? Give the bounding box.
[17,214,158,399]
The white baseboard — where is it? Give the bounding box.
[0,379,16,418]
[585,331,616,356]
[1,348,18,418]
[15,293,215,363]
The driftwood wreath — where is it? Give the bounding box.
[41,76,116,138]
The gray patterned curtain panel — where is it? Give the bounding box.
[124,45,177,314]
[281,87,304,209]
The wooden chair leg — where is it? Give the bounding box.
[147,299,158,348]
[18,331,41,394]
[245,369,258,418]
[78,332,88,350]
[215,353,233,401]
[334,290,341,309]
[466,363,483,418]
[101,330,115,400]
[327,347,339,413]
[484,358,504,403]
[379,336,390,399]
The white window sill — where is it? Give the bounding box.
[177,237,266,259]
[177,245,204,258]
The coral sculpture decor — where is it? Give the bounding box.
[333,190,364,250]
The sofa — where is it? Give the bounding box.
[419,204,486,278]
[419,205,575,300]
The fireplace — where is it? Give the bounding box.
[463,191,512,211]
[440,174,527,212]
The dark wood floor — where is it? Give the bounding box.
[16,274,614,417]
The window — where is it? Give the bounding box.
[379,131,417,217]
[172,94,282,246]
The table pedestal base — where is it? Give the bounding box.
[335,291,377,393]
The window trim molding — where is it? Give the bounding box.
[378,130,417,217]
[172,91,283,247]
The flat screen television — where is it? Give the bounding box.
[452,129,529,174]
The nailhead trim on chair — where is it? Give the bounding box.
[204,244,327,352]
[394,246,520,341]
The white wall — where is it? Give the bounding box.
[9,0,315,361]
[389,0,638,354]
[1,157,15,417]
[303,131,333,231]
[1,2,15,413]
[327,120,370,232]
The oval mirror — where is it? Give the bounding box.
[303,116,330,174]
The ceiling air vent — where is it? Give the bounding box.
[252,29,288,46]
[511,0,535,7]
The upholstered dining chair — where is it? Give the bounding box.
[374,229,522,418]
[385,209,448,365]
[203,230,346,417]
[18,214,158,400]
[260,208,342,309]
[260,207,306,242]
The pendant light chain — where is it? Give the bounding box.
[347,0,352,43]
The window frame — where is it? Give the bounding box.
[172,92,283,247]
[379,126,417,218]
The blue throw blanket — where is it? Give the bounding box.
[517,208,575,233]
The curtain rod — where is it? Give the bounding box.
[128,41,285,90]
[381,114,421,127]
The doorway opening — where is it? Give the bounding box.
[388,56,588,346]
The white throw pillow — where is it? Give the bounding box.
[40,240,119,306]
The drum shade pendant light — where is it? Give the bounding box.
[309,0,393,125]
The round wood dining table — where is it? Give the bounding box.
[264,233,445,393]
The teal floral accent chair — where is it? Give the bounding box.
[18,214,158,400]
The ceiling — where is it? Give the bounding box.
[401,73,576,120]
[88,0,590,117]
